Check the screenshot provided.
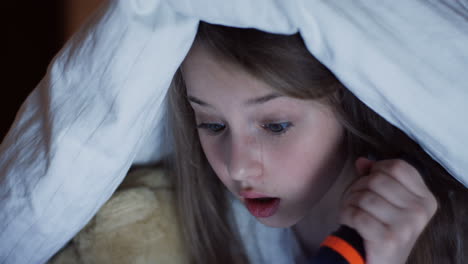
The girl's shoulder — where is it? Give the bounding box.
[48,167,188,264]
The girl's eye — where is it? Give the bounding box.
[261,122,293,134]
[197,123,226,133]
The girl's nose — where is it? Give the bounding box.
[226,134,263,183]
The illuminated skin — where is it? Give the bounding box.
[181,42,438,264]
[182,42,349,228]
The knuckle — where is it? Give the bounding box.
[396,224,414,242]
[412,203,425,215]
[367,175,384,190]
[362,192,379,208]
[427,195,439,215]
[398,159,422,179]
[351,191,379,210]
[353,191,366,205]
[354,209,372,226]
[411,204,430,226]
[386,159,404,174]
[405,199,421,210]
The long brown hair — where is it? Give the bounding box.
[167,22,468,263]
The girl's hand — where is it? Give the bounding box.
[339,157,438,264]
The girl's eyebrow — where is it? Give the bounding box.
[187,93,283,108]
[245,93,283,106]
[187,95,211,107]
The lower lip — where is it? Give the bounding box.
[245,198,281,218]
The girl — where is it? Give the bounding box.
[2,2,467,264]
[167,22,467,263]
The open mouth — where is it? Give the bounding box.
[244,197,281,218]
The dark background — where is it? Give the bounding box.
[2,1,101,143]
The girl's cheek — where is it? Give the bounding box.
[199,136,226,175]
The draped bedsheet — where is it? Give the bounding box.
[1,0,467,263]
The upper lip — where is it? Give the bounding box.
[239,190,275,199]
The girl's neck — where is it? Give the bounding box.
[292,157,357,259]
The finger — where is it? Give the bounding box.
[344,190,405,226]
[369,159,429,198]
[345,172,419,209]
[366,161,438,221]
[340,204,390,243]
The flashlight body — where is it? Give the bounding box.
[309,225,366,264]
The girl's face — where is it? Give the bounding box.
[182,43,349,228]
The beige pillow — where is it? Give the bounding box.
[48,167,187,264]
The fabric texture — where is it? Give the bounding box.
[47,168,306,264]
[1,0,467,263]
[0,1,198,263]
[48,168,188,264]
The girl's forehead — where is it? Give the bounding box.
[182,43,278,100]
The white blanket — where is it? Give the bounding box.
[1,0,467,263]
